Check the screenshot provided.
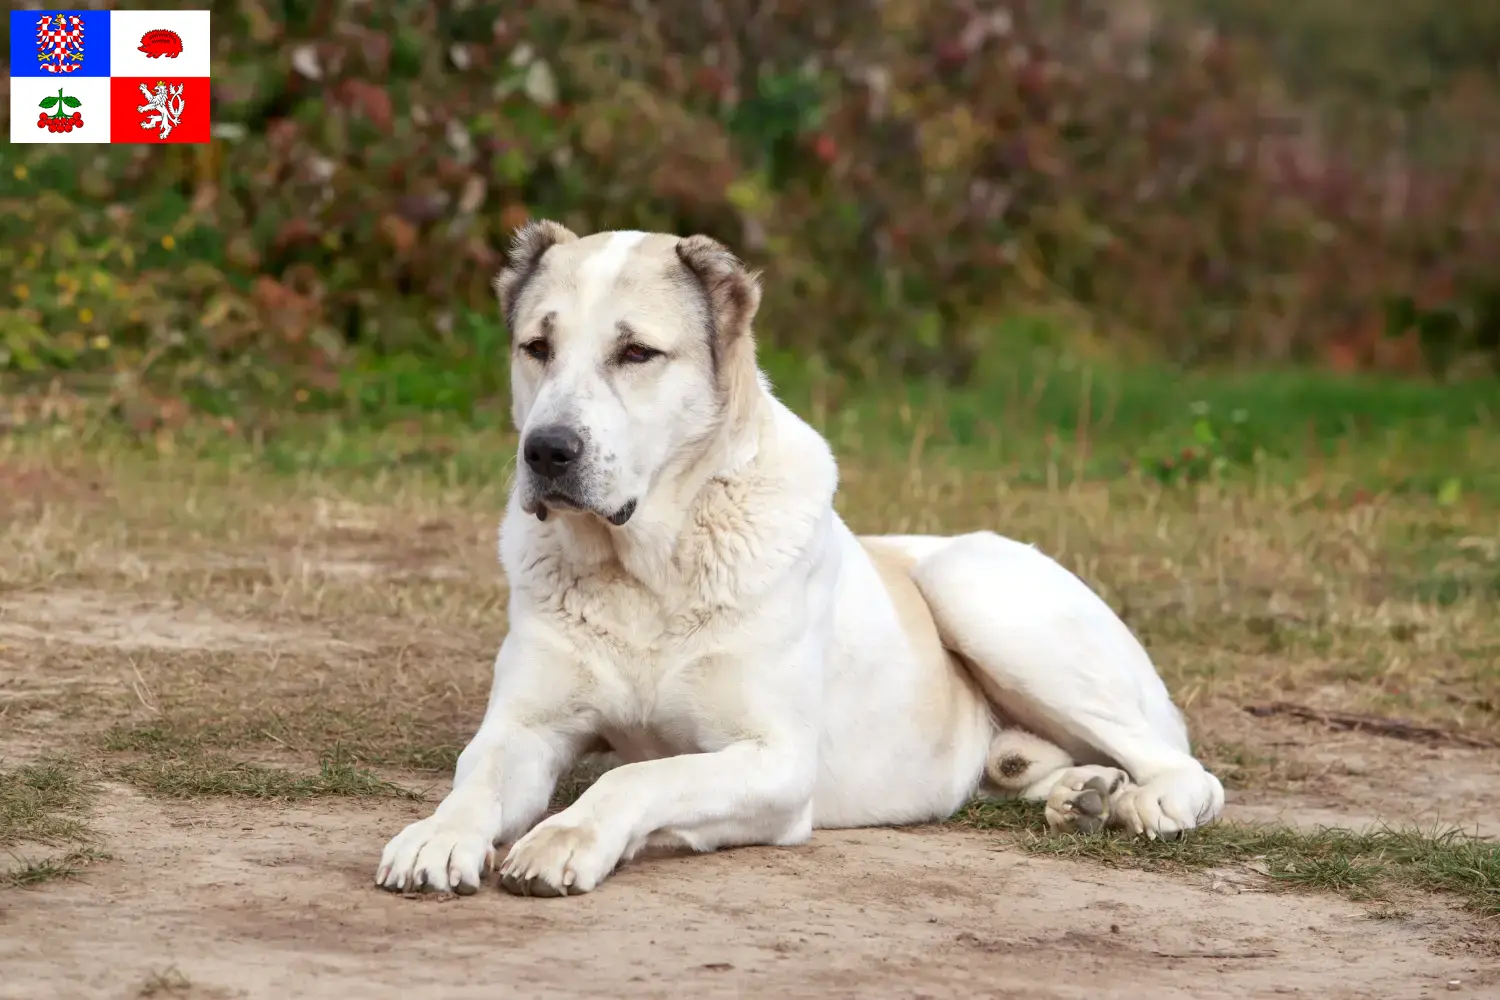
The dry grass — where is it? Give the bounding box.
[135,966,194,999]
[0,755,108,888]
[0,411,1496,907]
[110,748,423,802]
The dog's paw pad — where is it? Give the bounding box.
[1044,767,1130,834]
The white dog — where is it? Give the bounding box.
[375,223,1225,897]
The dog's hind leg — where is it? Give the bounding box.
[892,531,1225,839]
[983,727,1140,834]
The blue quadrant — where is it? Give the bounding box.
[10,9,112,77]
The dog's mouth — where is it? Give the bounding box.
[606,499,637,526]
[527,493,636,527]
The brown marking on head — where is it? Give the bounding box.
[674,234,762,431]
[493,219,579,330]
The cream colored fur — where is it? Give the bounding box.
[375,225,1226,897]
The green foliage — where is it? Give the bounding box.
[1181,0,1500,108]
[2,0,1497,411]
[1135,400,1264,486]
[1384,284,1500,378]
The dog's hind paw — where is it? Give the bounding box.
[1110,767,1225,840]
[1043,766,1130,834]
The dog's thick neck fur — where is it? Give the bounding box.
[540,369,770,587]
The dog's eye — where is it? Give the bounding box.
[520,340,550,363]
[619,343,662,365]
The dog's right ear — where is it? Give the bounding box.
[493,219,579,328]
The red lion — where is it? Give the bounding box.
[138,29,182,59]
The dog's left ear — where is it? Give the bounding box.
[676,235,762,426]
[493,219,579,328]
[675,235,762,349]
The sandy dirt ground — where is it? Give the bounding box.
[3,679,1497,1000]
[2,785,1496,1000]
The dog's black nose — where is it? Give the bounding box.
[523,425,584,480]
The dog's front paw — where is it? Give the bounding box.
[376,814,494,895]
[498,817,617,897]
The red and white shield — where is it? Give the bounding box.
[36,14,86,75]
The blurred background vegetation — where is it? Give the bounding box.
[0,0,1496,481]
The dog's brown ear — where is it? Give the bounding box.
[676,234,762,428]
[674,235,762,351]
[493,219,579,327]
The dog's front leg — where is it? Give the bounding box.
[375,632,591,895]
[497,734,815,897]
[491,583,828,897]
[495,628,827,897]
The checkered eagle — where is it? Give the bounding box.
[36,13,85,75]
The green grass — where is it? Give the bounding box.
[104,720,610,811]
[0,756,105,888]
[113,748,422,802]
[955,799,1500,916]
[102,718,466,775]
[19,324,1491,516]
[766,324,1499,497]
[0,756,91,846]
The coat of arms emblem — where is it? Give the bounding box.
[137,81,186,140]
[35,13,85,75]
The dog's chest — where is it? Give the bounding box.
[523,552,726,660]
[519,550,758,747]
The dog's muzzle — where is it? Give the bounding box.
[519,426,636,526]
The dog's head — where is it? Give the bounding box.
[495,222,762,526]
